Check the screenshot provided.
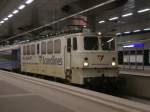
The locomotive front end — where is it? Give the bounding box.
[70,33,119,86]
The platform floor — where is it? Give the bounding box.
[119,65,150,77]
[0,70,150,112]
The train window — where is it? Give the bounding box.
[37,44,40,54]
[124,51,129,55]
[67,38,71,52]
[101,37,115,51]
[47,40,53,54]
[54,39,61,53]
[23,46,26,55]
[137,50,143,54]
[84,37,98,50]
[130,50,135,54]
[27,45,30,55]
[73,38,77,50]
[41,41,46,54]
[31,44,35,55]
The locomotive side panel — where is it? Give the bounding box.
[21,37,66,78]
[21,42,40,74]
[44,38,65,78]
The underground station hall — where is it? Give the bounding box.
[0,0,150,112]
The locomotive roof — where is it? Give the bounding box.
[22,32,98,45]
[0,44,20,51]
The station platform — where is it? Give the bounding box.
[120,69,150,77]
[0,70,150,112]
[119,65,150,77]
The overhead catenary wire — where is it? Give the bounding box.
[0,0,116,43]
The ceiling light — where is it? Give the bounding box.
[109,17,119,21]
[138,8,150,13]
[107,38,114,43]
[3,18,8,21]
[124,31,131,34]
[123,44,144,48]
[25,0,34,4]
[122,13,133,17]
[13,10,19,14]
[18,5,26,10]
[116,33,122,36]
[0,21,4,24]
[144,28,150,31]
[123,45,134,48]
[8,14,13,18]
[99,20,105,24]
[133,30,141,33]
[26,40,30,42]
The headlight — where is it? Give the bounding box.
[83,62,89,67]
[112,62,116,66]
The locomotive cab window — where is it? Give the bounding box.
[101,37,115,51]
[84,36,99,50]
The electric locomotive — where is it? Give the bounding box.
[21,30,119,85]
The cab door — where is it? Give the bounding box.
[64,38,72,80]
[65,38,71,70]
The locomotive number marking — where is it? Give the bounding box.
[97,55,104,62]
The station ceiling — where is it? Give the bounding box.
[0,0,149,44]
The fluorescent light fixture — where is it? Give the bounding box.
[3,18,8,21]
[13,10,19,14]
[18,4,26,10]
[25,0,34,4]
[144,28,150,31]
[0,21,4,24]
[107,38,114,43]
[109,17,119,21]
[8,14,13,18]
[99,20,105,24]
[133,29,141,33]
[116,33,122,36]
[26,40,30,42]
[123,45,134,48]
[122,13,133,17]
[123,44,144,48]
[138,8,150,13]
[124,31,131,34]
